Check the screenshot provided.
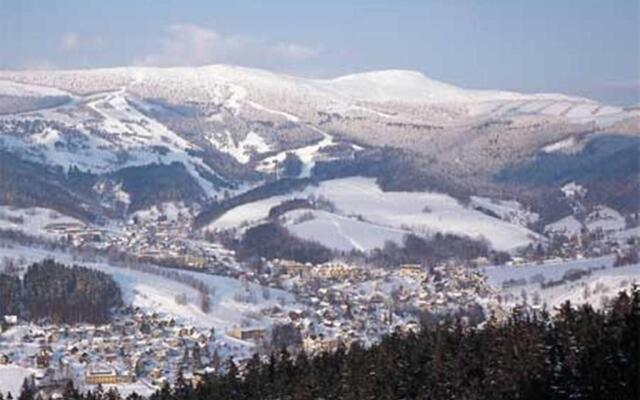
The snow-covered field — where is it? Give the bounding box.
[585,205,626,232]
[483,256,616,286]
[208,177,541,252]
[615,226,640,242]
[545,204,629,238]
[481,256,640,309]
[284,209,410,252]
[0,206,85,238]
[535,264,638,309]
[470,196,538,228]
[545,215,583,236]
[0,79,71,98]
[0,365,38,397]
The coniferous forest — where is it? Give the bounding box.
[0,259,122,324]
[16,287,638,400]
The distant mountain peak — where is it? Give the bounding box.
[321,69,473,103]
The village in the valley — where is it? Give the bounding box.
[0,190,638,397]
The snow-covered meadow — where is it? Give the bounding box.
[208,177,541,252]
[0,206,85,238]
[481,256,640,309]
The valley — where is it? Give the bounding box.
[0,64,637,397]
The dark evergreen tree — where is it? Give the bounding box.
[16,378,34,400]
[16,259,123,324]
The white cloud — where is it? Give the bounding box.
[135,24,319,69]
[60,32,104,52]
[272,43,319,61]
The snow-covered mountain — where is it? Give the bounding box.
[1,65,634,128]
[0,64,637,224]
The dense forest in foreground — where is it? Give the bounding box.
[16,287,638,400]
[0,259,122,324]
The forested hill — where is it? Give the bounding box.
[34,287,639,400]
[0,259,122,325]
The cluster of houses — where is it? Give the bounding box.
[539,218,636,264]
[42,213,233,272]
[2,196,633,397]
[0,308,242,393]
[228,259,502,354]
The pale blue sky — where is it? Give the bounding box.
[0,0,638,104]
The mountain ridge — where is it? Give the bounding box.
[0,64,637,225]
[0,64,598,104]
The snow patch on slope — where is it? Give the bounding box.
[543,136,578,153]
[283,209,410,252]
[0,79,71,97]
[210,130,271,164]
[585,206,626,232]
[257,127,334,177]
[545,215,583,236]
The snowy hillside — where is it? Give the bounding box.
[1,65,633,125]
[207,177,541,252]
[1,245,298,332]
[284,209,410,252]
[0,79,71,98]
[0,64,637,225]
[482,256,640,309]
[0,65,636,176]
[0,206,85,239]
